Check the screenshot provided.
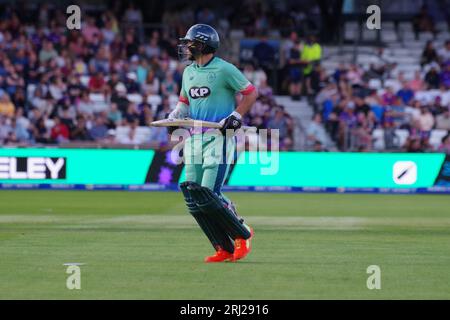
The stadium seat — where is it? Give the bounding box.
[401,31,416,41]
[381,30,398,43]
[398,22,413,32]
[393,56,420,65]
[89,93,105,102]
[394,129,410,148]
[127,93,143,104]
[135,126,152,144]
[80,76,90,87]
[435,22,449,32]
[419,32,434,41]
[376,89,386,97]
[430,130,448,149]
[147,95,162,112]
[368,79,382,90]
[44,118,55,130]
[372,128,385,150]
[384,79,402,92]
[356,55,380,65]
[404,40,427,49]
[362,29,378,41]
[415,90,440,104]
[344,22,359,41]
[115,126,130,137]
[382,21,395,30]
[89,93,109,113]
[440,91,450,106]
[436,31,450,40]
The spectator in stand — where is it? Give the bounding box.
[155,95,172,120]
[142,69,160,95]
[440,62,450,89]
[106,102,122,128]
[257,78,273,97]
[89,114,108,141]
[306,113,328,149]
[145,37,161,59]
[50,116,70,143]
[384,118,398,151]
[310,63,328,96]
[312,140,326,152]
[67,75,84,104]
[160,71,178,96]
[138,103,153,126]
[436,107,450,130]
[381,86,397,106]
[111,83,130,114]
[415,106,435,136]
[408,71,425,92]
[285,33,303,100]
[88,71,106,93]
[82,17,101,44]
[404,136,421,152]
[116,119,140,145]
[149,125,169,146]
[267,108,289,141]
[39,40,58,63]
[397,82,415,105]
[281,31,299,66]
[0,3,304,149]
[124,72,140,93]
[354,113,373,151]
[346,64,364,87]
[243,63,267,89]
[252,34,275,76]
[123,3,143,26]
[0,115,12,143]
[76,91,95,116]
[71,116,92,141]
[438,133,450,154]
[425,64,441,89]
[301,35,322,95]
[15,108,30,133]
[124,103,140,124]
[421,41,439,67]
[0,93,15,117]
[413,5,436,36]
[438,40,450,63]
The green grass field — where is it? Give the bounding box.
[1,190,449,299]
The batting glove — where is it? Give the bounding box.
[220,111,242,134]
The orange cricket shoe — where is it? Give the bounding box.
[204,248,234,263]
[232,227,254,261]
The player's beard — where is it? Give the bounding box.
[187,42,206,60]
[178,43,200,62]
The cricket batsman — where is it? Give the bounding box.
[168,24,258,263]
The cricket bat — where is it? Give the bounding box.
[150,118,256,130]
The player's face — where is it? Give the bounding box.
[178,40,195,62]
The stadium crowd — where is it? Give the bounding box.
[0,2,295,149]
[296,40,450,153]
[1,2,449,154]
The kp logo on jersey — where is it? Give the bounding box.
[189,86,211,99]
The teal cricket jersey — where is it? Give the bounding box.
[179,57,254,123]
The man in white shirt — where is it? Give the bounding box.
[436,108,450,130]
[415,106,435,131]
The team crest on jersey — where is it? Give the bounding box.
[189,86,211,99]
[207,72,216,83]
